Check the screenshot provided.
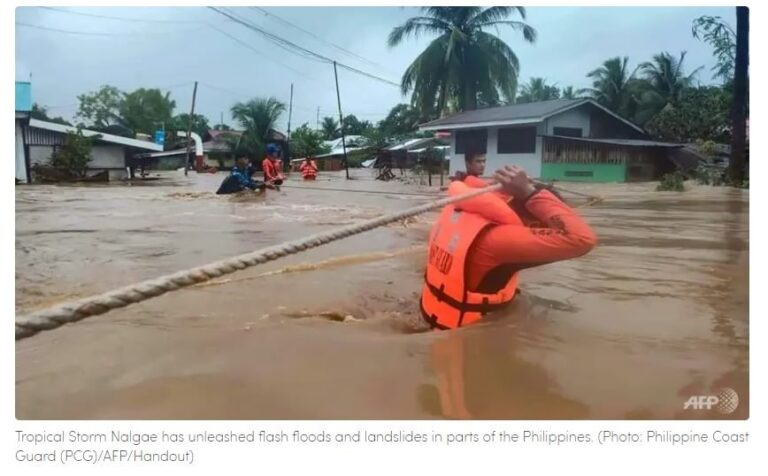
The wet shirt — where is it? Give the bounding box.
[230,165,261,190]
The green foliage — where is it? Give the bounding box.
[48,129,93,177]
[342,114,369,136]
[171,113,211,139]
[230,97,286,159]
[644,86,731,143]
[290,124,331,159]
[692,15,736,82]
[656,171,686,191]
[580,57,639,119]
[388,6,536,117]
[213,123,232,131]
[76,85,124,129]
[31,103,72,125]
[378,104,421,137]
[634,51,702,124]
[517,77,560,103]
[360,127,390,149]
[120,88,176,135]
[321,117,340,139]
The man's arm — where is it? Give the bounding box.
[475,189,597,266]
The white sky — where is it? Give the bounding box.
[15,6,736,132]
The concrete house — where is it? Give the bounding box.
[419,98,684,182]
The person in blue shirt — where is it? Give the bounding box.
[216,156,272,194]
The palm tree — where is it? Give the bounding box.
[321,117,340,140]
[517,77,560,103]
[634,51,703,125]
[580,56,638,119]
[561,86,578,99]
[388,7,536,118]
[230,97,286,159]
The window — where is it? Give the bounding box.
[553,127,583,138]
[497,126,536,154]
[455,129,487,154]
[565,170,594,177]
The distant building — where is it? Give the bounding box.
[25,119,163,181]
[419,98,685,182]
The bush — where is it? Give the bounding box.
[657,171,686,191]
[49,129,93,177]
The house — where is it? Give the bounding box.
[15,81,32,183]
[419,98,684,182]
[299,135,369,171]
[25,119,163,181]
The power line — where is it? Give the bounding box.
[250,6,380,68]
[206,24,319,81]
[16,21,199,36]
[209,7,400,88]
[38,6,203,24]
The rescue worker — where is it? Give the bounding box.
[216,156,269,195]
[299,156,319,180]
[420,162,597,330]
[262,143,285,186]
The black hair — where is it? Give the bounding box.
[464,151,485,163]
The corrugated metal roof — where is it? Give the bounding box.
[420,99,586,129]
[28,119,163,151]
[546,135,683,148]
[419,98,646,135]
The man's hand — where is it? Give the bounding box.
[493,165,536,201]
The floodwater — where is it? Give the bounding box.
[15,169,749,419]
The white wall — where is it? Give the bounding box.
[15,121,27,182]
[29,145,53,166]
[90,145,125,169]
[544,107,591,136]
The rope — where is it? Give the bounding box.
[279,184,439,197]
[15,183,503,341]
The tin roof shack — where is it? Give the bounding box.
[25,119,163,182]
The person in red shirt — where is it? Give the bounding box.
[262,143,285,186]
[421,162,597,330]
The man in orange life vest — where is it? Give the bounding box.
[262,143,285,186]
[421,157,597,330]
[299,156,318,180]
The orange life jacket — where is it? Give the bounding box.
[420,181,520,330]
[263,157,285,181]
[300,160,318,179]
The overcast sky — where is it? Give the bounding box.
[15,6,736,132]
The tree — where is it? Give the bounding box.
[561,86,578,99]
[120,88,176,135]
[290,124,331,159]
[321,117,339,139]
[76,85,123,129]
[31,103,71,125]
[388,7,536,118]
[342,114,367,135]
[692,15,736,83]
[171,113,210,139]
[516,77,560,103]
[48,128,93,178]
[729,6,748,184]
[644,86,731,143]
[580,57,638,119]
[636,51,702,123]
[378,103,421,137]
[230,97,286,159]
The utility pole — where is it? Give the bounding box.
[220,111,224,129]
[286,83,294,171]
[184,81,198,177]
[316,106,320,131]
[333,61,349,179]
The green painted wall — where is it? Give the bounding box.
[541,163,626,183]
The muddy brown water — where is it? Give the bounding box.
[15,170,748,419]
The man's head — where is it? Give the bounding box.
[464,152,487,177]
[236,156,249,168]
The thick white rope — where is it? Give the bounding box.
[15,183,504,340]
